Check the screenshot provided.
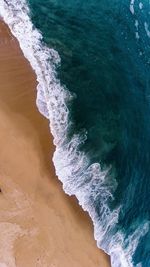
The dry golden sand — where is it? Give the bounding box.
[0,20,111,267]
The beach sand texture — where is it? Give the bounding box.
[0,20,111,267]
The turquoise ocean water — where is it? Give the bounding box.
[0,1,150,266]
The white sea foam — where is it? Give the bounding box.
[130,1,141,40]
[130,0,135,15]
[110,220,149,267]
[0,1,149,267]
[139,3,143,10]
[130,1,150,41]
[135,20,140,39]
[144,22,150,38]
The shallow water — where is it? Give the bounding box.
[1,0,150,266]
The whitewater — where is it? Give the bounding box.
[0,1,149,267]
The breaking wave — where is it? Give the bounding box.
[0,1,149,266]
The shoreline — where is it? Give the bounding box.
[0,19,111,267]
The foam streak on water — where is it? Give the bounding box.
[0,1,149,267]
[130,0,135,15]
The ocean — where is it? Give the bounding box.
[0,0,150,266]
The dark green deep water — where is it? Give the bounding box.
[26,1,150,266]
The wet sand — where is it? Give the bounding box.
[0,20,111,267]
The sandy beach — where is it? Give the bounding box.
[0,20,111,267]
